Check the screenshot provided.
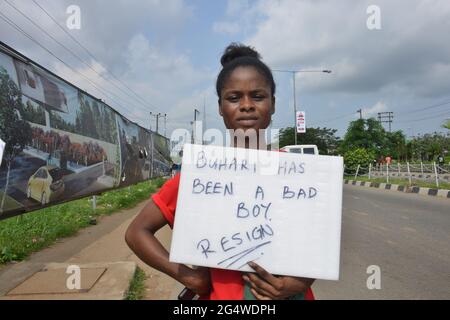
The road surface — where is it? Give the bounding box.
[313,184,450,299]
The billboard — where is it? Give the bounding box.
[0,44,171,220]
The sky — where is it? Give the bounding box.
[1,0,449,142]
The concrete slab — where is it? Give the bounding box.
[0,199,180,300]
[1,262,136,300]
[0,202,147,296]
[7,266,106,295]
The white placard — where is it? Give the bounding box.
[169,144,343,280]
[296,111,306,133]
[0,138,5,166]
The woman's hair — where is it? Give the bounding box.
[216,43,276,101]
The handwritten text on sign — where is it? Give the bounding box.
[169,144,343,280]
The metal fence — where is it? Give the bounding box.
[344,162,450,188]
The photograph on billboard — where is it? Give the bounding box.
[14,60,70,114]
[151,132,171,178]
[0,48,170,220]
[117,115,153,187]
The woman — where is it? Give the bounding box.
[125,43,315,300]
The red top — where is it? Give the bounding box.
[152,173,315,300]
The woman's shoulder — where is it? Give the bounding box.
[159,172,181,193]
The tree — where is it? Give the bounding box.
[343,148,375,173]
[22,100,46,125]
[0,68,32,213]
[339,118,386,156]
[384,130,407,161]
[277,126,341,155]
[443,119,450,130]
[409,132,450,161]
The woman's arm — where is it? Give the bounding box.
[243,261,315,300]
[125,200,211,296]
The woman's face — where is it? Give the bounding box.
[219,66,275,132]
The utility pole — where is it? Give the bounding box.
[156,113,161,134]
[149,112,161,133]
[377,112,394,132]
[163,113,167,137]
[272,69,332,145]
[149,112,153,131]
[357,109,362,119]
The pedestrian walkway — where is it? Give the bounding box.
[0,200,181,300]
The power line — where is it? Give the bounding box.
[0,4,141,116]
[309,112,355,127]
[0,12,142,123]
[3,0,150,115]
[3,0,153,115]
[401,105,450,120]
[397,107,450,123]
[397,110,450,123]
[408,100,450,114]
[31,0,157,110]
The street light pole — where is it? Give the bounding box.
[192,109,200,144]
[273,69,332,145]
[292,71,298,145]
[194,108,200,122]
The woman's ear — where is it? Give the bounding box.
[271,96,276,115]
[218,99,223,116]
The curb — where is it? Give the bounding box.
[344,180,450,199]
[370,172,450,181]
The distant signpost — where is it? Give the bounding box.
[296,111,306,134]
[170,144,344,280]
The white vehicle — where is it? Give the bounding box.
[280,144,319,155]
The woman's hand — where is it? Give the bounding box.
[242,261,315,300]
[181,266,211,296]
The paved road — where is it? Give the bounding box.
[313,185,450,299]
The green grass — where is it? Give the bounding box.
[344,175,450,190]
[125,267,147,300]
[0,177,166,264]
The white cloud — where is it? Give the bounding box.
[212,0,262,37]
[230,0,450,98]
[119,34,217,135]
[362,101,388,118]
[225,0,250,15]
[212,21,240,35]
